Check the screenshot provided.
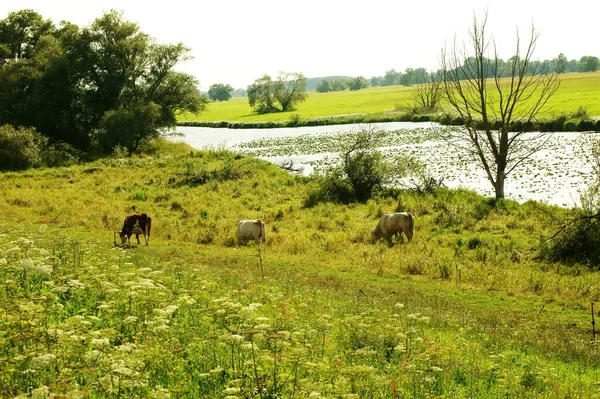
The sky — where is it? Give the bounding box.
[2,0,599,90]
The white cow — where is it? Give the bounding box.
[371,212,414,242]
[236,219,267,245]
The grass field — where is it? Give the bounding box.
[2,140,600,398]
[179,72,600,124]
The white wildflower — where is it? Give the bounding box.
[91,338,110,348]
[31,385,49,399]
[31,354,56,369]
[123,316,138,325]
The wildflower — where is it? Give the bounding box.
[18,237,33,246]
[431,366,443,372]
[224,387,241,394]
[0,258,7,265]
[31,385,49,399]
[31,354,56,369]
[244,303,262,311]
[123,316,138,325]
[209,367,224,375]
[150,386,171,399]
[91,338,110,348]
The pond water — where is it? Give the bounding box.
[173,122,599,208]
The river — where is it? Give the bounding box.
[173,122,599,208]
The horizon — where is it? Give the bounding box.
[2,0,599,90]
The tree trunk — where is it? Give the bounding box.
[494,168,505,199]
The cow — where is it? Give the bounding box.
[371,212,414,242]
[236,219,267,245]
[117,213,152,246]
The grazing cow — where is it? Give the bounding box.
[118,213,152,246]
[371,212,414,242]
[236,219,267,245]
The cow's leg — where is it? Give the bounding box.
[136,234,141,244]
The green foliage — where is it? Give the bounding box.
[305,128,415,205]
[0,9,208,154]
[247,72,307,113]
[348,76,369,91]
[540,212,600,266]
[0,124,47,171]
[208,83,234,101]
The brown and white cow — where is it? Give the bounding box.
[236,219,266,245]
[371,212,414,242]
[118,213,152,246]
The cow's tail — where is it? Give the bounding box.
[145,217,152,246]
[407,212,414,241]
[260,219,267,245]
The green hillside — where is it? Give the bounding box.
[180,72,600,125]
[1,141,599,397]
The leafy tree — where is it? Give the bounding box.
[208,83,234,101]
[0,9,208,154]
[0,9,54,62]
[370,76,383,87]
[232,88,246,97]
[552,53,568,73]
[316,79,332,93]
[247,72,307,113]
[383,69,400,86]
[579,55,600,72]
[331,79,348,91]
[568,59,578,72]
[348,76,369,91]
[440,11,560,199]
[0,124,47,171]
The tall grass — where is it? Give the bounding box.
[1,142,600,397]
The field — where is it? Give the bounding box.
[2,140,600,398]
[179,72,600,124]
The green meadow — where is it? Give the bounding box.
[2,140,600,398]
[179,72,600,124]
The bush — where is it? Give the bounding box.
[0,125,48,171]
[540,213,600,267]
[304,128,400,205]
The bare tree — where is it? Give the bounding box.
[440,11,560,199]
[411,72,442,111]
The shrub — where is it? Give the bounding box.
[0,125,48,171]
[304,127,416,206]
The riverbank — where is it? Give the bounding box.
[178,111,600,132]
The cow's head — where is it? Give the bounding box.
[119,231,129,244]
[371,228,382,239]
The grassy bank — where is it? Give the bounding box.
[178,72,600,130]
[1,140,600,397]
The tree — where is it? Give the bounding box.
[247,72,307,113]
[0,9,208,154]
[411,72,441,110]
[208,83,234,101]
[383,69,400,86]
[440,11,560,199]
[316,79,332,93]
[552,53,568,74]
[331,79,348,91]
[579,56,600,72]
[348,76,368,91]
[0,9,55,62]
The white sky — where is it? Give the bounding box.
[2,0,599,90]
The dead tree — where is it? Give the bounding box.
[440,11,560,199]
